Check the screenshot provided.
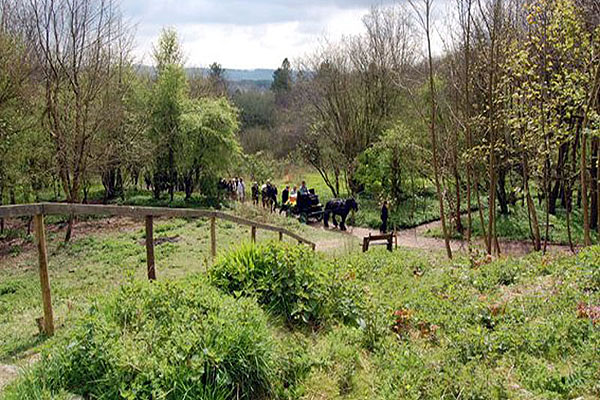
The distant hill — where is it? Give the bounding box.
[135,65,275,83]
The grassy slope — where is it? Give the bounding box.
[2,235,599,398]
[300,247,600,399]
[0,204,344,365]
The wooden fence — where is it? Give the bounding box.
[0,203,316,336]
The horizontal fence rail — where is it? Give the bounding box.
[0,203,316,336]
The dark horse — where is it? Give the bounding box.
[323,198,358,231]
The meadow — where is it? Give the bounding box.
[1,208,599,398]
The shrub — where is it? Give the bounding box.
[5,279,277,400]
[209,241,332,325]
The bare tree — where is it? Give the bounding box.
[22,0,131,240]
[408,0,453,259]
[297,4,418,197]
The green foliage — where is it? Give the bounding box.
[152,28,184,73]
[4,279,277,400]
[3,228,600,398]
[148,29,241,201]
[148,61,188,197]
[180,97,241,197]
[271,58,292,96]
[424,203,597,245]
[210,241,332,325]
[239,152,276,183]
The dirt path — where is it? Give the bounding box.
[314,219,576,256]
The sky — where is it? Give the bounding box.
[121,0,403,70]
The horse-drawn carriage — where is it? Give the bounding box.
[259,182,358,229]
[285,189,324,223]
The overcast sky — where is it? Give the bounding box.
[122,0,407,69]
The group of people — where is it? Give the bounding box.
[279,181,309,208]
[247,180,311,211]
[219,178,246,202]
[220,176,388,232]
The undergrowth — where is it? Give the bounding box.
[4,242,600,399]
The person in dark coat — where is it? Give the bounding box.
[282,185,289,205]
[380,201,389,233]
[251,182,259,205]
[280,185,290,213]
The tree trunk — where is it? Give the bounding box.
[591,138,598,230]
[424,1,452,259]
[453,146,464,234]
[524,155,541,251]
[550,143,569,214]
[184,172,194,201]
[463,0,473,243]
[0,182,4,234]
[581,63,600,246]
[496,167,509,215]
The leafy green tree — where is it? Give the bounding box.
[356,123,425,207]
[0,31,30,209]
[501,0,598,249]
[153,28,184,74]
[149,63,187,200]
[149,29,187,200]
[149,28,241,201]
[271,58,293,109]
[98,66,152,202]
[179,97,241,199]
[271,58,292,96]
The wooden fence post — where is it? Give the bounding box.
[279,231,283,241]
[34,214,54,336]
[251,226,257,242]
[210,216,216,260]
[145,215,156,280]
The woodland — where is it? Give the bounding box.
[1,0,600,398]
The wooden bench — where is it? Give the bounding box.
[362,232,395,252]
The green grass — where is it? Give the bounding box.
[2,175,600,398]
[423,203,598,245]
[3,239,600,399]
[0,208,344,366]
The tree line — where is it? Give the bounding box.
[0,0,240,239]
[269,0,600,257]
[2,0,600,256]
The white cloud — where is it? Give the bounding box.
[128,2,373,69]
[135,9,368,69]
[126,0,450,69]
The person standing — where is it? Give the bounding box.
[282,185,290,205]
[380,201,389,233]
[251,182,259,205]
[237,178,245,202]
